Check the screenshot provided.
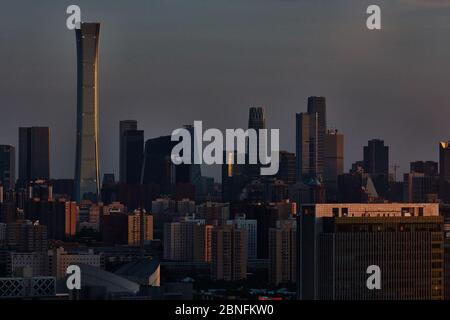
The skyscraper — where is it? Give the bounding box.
[324,130,344,201]
[296,97,327,183]
[142,135,191,194]
[296,112,318,181]
[0,145,15,191]
[247,106,266,178]
[440,142,450,181]
[19,127,50,185]
[363,139,389,198]
[439,142,450,202]
[410,161,438,176]
[363,139,389,175]
[307,96,326,177]
[248,106,266,130]
[119,120,138,182]
[74,23,101,202]
[122,129,144,184]
[277,151,296,185]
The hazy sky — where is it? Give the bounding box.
[1,0,450,181]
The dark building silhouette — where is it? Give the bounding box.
[19,127,50,185]
[0,145,15,191]
[307,97,326,177]
[403,172,438,203]
[440,142,450,181]
[102,213,128,245]
[276,151,296,185]
[363,139,389,175]
[117,183,160,211]
[324,130,344,202]
[248,106,266,130]
[122,130,144,184]
[5,220,48,252]
[75,22,101,203]
[0,202,16,223]
[183,125,203,200]
[410,161,438,176]
[296,97,327,183]
[222,151,248,203]
[296,112,318,181]
[50,179,74,200]
[363,139,389,199]
[119,120,138,182]
[439,142,450,202]
[247,107,266,178]
[142,136,190,195]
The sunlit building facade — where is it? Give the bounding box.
[74,23,101,202]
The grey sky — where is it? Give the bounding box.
[1,0,450,181]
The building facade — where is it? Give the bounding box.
[18,127,50,185]
[74,22,101,202]
[0,145,15,191]
[298,203,444,300]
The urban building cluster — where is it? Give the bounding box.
[1,22,449,300]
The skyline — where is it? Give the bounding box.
[2,1,450,181]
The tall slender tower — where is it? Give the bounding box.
[74,23,100,202]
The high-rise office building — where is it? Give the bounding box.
[440,142,450,181]
[296,97,326,182]
[19,127,50,185]
[403,172,438,203]
[74,23,101,202]
[122,130,144,184]
[142,135,191,194]
[277,151,296,185]
[411,161,438,176]
[183,125,203,199]
[363,139,389,198]
[307,96,326,176]
[363,139,389,175]
[0,145,15,191]
[119,120,138,182]
[439,142,450,202]
[298,203,444,300]
[248,106,266,130]
[269,219,296,286]
[324,130,344,201]
[247,107,266,178]
[296,112,318,181]
[211,225,247,281]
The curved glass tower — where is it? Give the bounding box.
[74,23,100,202]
